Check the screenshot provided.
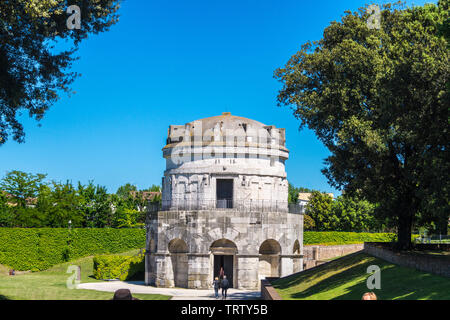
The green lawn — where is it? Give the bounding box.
[272,252,450,300]
[0,249,171,300]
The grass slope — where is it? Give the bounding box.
[0,249,170,300]
[273,252,450,300]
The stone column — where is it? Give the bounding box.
[154,253,173,288]
[280,255,294,277]
[187,253,210,289]
[236,255,259,290]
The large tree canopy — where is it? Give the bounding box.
[275,2,449,249]
[0,0,120,144]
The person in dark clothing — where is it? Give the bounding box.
[111,288,139,300]
[212,277,220,299]
[220,275,229,300]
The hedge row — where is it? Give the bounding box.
[93,253,144,281]
[304,231,396,245]
[0,228,146,271]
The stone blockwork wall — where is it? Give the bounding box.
[145,209,303,290]
[364,243,450,278]
[162,172,289,206]
[303,244,364,261]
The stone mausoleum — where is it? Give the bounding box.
[145,112,304,290]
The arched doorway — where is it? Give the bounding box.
[210,239,237,288]
[258,239,281,279]
[168,238,188,288]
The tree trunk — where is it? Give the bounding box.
[396,208,413,250]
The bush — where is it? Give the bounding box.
[0,228,145,270]
[304,231,396,245]
[93,253,144,280]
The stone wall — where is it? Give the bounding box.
[364,243,450,278]
[303,243,364,261]
[260,279,282,300]
[145,209,303,289]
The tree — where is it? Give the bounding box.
[0,0,120,144]
[288,183,314,203]
[92,185,113,227]
[116,183,137,199]
[0,190,13,226]
[78,181,113,227]
[305,191,334,231]
[303,214,316,230]
[144,184,161,192]
[275,2,449,249]
[0,170,47,207]
[116,208,144,228]
[77,181,97,227]
[45,180,84,227]
[332,196,379,232]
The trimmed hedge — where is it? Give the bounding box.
[0,228,145,271]
[93,253,144,280]
[304,231,396,245]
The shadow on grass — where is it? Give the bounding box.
[0,294,10,300]
[273,252,450,300]
[273,252,374,290]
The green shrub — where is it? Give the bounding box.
[0,228,145,271]
[303,215,316,230]
[93,253,144,280]
[304,231,396,245]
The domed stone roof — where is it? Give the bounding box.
[164,112,287,153]
[192,112,268,133]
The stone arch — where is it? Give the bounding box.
[210,238,237,288]
[210,238,238,252]
[168,238,188,288]
[258,239,281,279]
[293,239,300,254]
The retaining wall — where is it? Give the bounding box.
[364,242,450,278]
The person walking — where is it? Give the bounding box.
[220,275,229,300]
[219,267,224,280]
[212,277,220,299]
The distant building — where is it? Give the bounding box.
[297,192,334,206]
[129,191,161,202]
[1,191,37,208]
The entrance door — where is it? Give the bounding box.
[213,255,234,288]
[216,179,233,208]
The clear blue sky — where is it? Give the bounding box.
[0,0,434,194]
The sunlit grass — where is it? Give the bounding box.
[273,252,450,300]
[0,249,170,300]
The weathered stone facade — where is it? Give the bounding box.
[145,113,304,290]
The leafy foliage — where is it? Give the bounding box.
[303,214,316,230]
[0,228,145,271]
[304,231,396,245]
[93,252,144,281]
[305,191,386,232]
[0,170,47,207]
[0,171,160,228]
[288,183,314,204]
[0,0,121,144]
[275,2,450,248]
[305,191,334,230]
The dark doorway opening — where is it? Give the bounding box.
[213,255,234,288]
[216,179,233,208]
